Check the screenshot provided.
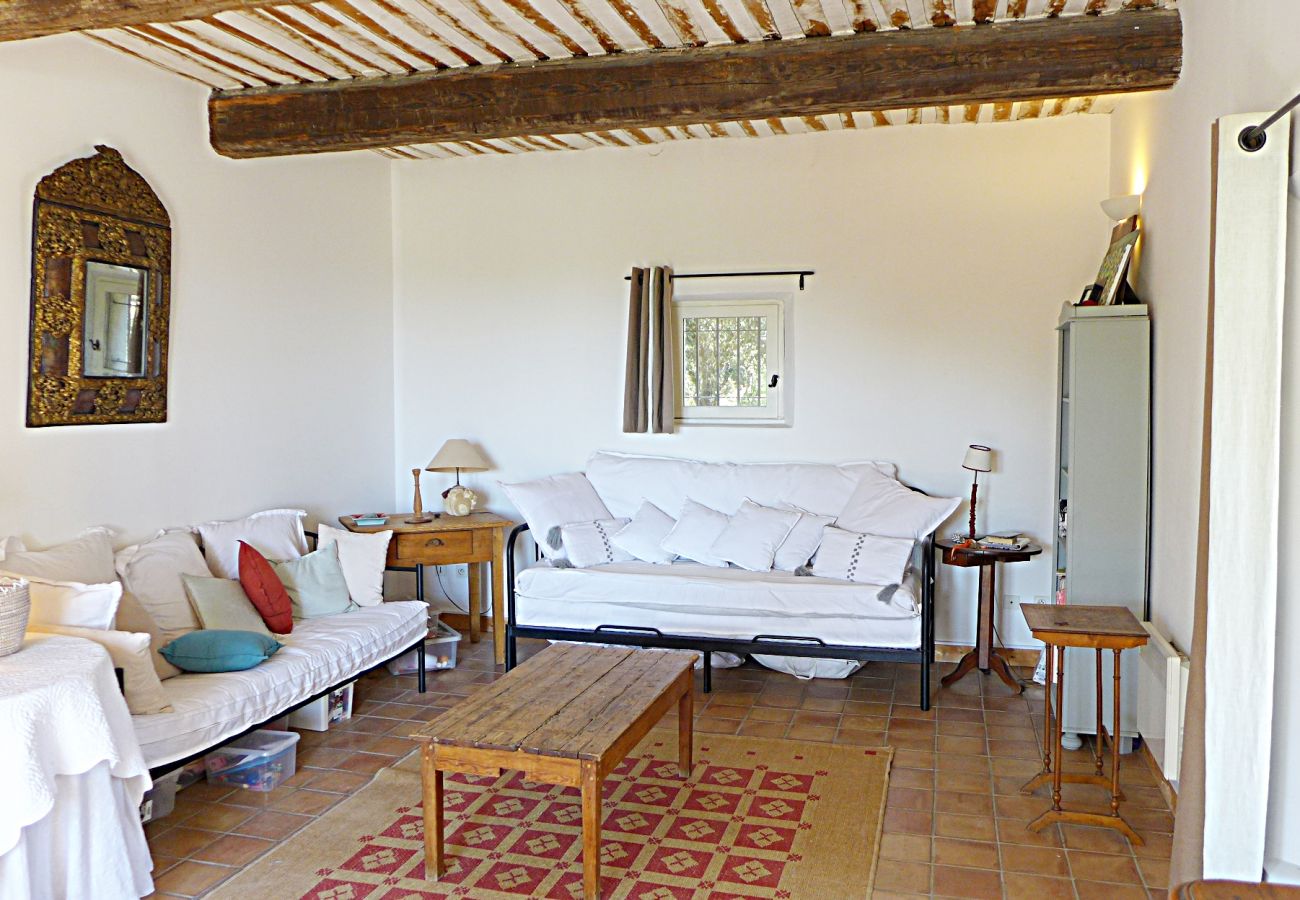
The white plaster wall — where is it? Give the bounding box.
[0,35,396,546]
[1108,0,1300,881]
[391,117,1111,647]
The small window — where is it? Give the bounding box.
[674,297,786,424]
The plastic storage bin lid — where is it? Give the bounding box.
[207,729,300,760]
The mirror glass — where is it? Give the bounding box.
[83,261,148,378]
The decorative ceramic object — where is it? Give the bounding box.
[443,485,478,517]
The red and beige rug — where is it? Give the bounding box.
[211,731,891,899]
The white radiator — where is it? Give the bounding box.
[1138,621,1190,786]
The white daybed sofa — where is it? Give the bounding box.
[505,452,956,710]
[138,600,428,776]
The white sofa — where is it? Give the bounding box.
[505,451,956,709]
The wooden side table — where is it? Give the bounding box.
[340,512,514,665]
[1019,603,1149,845]
[935,538,1042,693]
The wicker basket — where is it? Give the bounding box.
[0,578,31,657]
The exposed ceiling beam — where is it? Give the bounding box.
[0,1,322,42]
[209,7,1181,159]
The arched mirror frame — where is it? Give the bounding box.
[27,146,171,427]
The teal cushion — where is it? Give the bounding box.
[160,630,282,673]
[272,543,353,619]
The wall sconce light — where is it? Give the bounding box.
[1101,194,1142,221]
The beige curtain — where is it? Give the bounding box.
[650,266,675,434]
[622,267,649,433]
[623,265,675,434]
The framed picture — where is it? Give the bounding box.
[1096,229,1140,306]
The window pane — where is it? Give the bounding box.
[682,319,698,405]
[697,317,718,406]
[679,307,777,415]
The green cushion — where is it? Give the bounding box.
[182,574,272,637]
[160,630,282,673]
[272,543,353,619]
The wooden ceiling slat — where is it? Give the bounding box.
[326,0,455,67]
[436,0,543,58]
[371,0,492,64]
[556,0,622,51]
[1018,97,1043,117]
[1006,0,1027,17]
[603,0,665,46]
[927,0,954,26]
[734,0,779,36]
[295,3,415,71]
[202,14,336,79]
[963,101,980,122]
[875,0,911,28]
[654,0,707,45]
[498,0,588,55]
[802,114,828,130]
[738,119,759,136]
[697,0,745,41]
[85,31,227,86]
[992,100,1013,119]
[405,0,511,60]
[789,0,832,35]
[764,116,787,134]
[127,23,269,85]
[871,110,890,125]
[173,21,307,81]
[842,0,879,31]
[252,8,371,75]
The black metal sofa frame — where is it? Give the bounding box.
[504,523,937,710]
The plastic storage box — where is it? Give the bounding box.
[387,618,460,675]
[204,729,300,792]
[288,681,354,732]
[139,769,181,823]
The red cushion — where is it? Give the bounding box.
[238,541,294,634]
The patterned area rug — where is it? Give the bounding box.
[211,731,890,899]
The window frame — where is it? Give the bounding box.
[672,293,790,426]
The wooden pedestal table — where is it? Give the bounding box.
[340,511,514,665]
[1019,603,1149,845]
[935,538,1042,693]
[412,644,696,900]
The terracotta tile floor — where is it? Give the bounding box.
[143,637,1173,898]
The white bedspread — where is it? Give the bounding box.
[0,634,153,899]
[134,601,428,768]
[515,562,922,650]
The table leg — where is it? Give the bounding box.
[581,762,602,900]
[492,527,506,666]
[421,747,445,879]
[976,563,995,671]
[467,562,481,644]
[1095,649,1105,778]
[678,680,694,778]
[1052,645,1065,813]
[1112,648,1122,818]
[1020,641,1056,796]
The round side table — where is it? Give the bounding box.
[935,538,1042,693]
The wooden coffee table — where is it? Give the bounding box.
[412,644,696,900]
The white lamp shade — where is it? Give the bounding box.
[962,444,993,473]
[426,439,489,473]
[1101,194,1142,221]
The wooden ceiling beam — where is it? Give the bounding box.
[209,7,1181,158]
[0,0,322,42]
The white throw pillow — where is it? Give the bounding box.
[560,519,633,568]
[834,468,961,540]
[8,573,122,630]
[773,506,835,572]
[501,473,612,560]
[813,526,914,586]
[660,499,731,567]
[611,502,678,564]
[709,500,801,572]
[317,523,392,607]
[115,530,213,633]
[28,623,172,714]
[194,509,308,580]
[0,527,118,585]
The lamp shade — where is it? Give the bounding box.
[426,439,489,473]
[1100,194,1142,221]
[962,444,993,473]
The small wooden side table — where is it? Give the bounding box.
[1019,603,1149,845]
[340,512,514,665]
[935,538,1042,693]
[413,644,695,900]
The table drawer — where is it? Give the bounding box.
[393,530,478,564]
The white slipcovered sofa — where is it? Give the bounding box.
[504,452,958,710]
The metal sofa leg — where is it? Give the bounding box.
[919,656,930,711]
[417,641,427,693]
[702,651,712,693]
[506,627,517,671]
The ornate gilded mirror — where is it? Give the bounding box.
[27,146,170,426]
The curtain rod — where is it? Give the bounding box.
[623,270,816,290]
[1239,90,1300,152]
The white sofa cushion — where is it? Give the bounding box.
[835,467,960,540]
[115,530,213,633]
[501,473,612,560]
[9,574,122,630]
[0,528,118,585]
[773,506,835,572]
[28,623,172,715]
[194,509,308,580]
[661,500,731,567]
[611,502,677,564]
[813,526,914,587]
[584,450,899,520]
[559,519,633,568]
[710,500,800,572]
[317,523,392,607]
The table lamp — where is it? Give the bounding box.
[962,444,994,540]
[427,439,490,517]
